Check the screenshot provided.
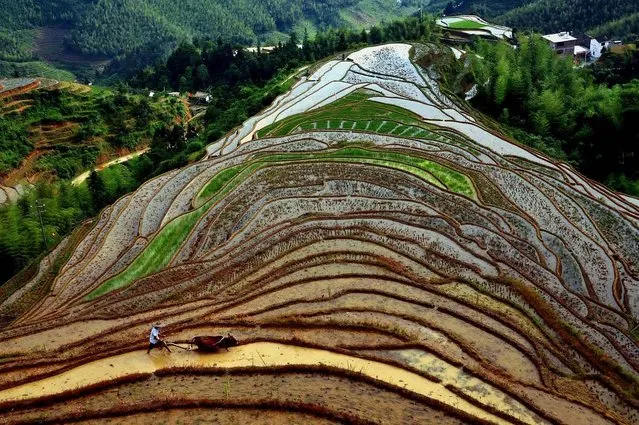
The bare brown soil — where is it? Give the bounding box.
[2,150,46,186]
[2,370,473,425]
[0,81,40,99]
[74,408,340,425]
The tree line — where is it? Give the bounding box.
[131,16,437,92]
[469,35,639,194]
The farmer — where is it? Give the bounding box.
[147,324,171,354]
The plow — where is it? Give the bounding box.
[163,334,239,352]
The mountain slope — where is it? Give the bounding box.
[591,12,639,40]
[0,44,638,424]
[0,0,419,66]
[495,0,639,36]
[428,0,532,18]
[430,0,639,40]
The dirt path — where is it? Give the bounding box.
[0,342,518,424]
[280,65,310,86]
[72,149,150,186]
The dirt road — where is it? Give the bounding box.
[72,148,150,186]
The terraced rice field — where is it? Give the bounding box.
[1,43,638,424]
[436,15,513,40]
[0,78,41,99]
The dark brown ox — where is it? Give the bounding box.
[190,334,239,352]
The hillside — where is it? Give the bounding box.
[0,0,419,76]
[430,0,639,41]
[429,0,531,18]
[591,12,639,41]
[0,77,188,284]
[0,43,638,424]
[0,78,184,193]
[495,0,639,37]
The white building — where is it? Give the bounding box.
[543,32,577,55]
[589,39,603,60]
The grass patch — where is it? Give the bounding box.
[446,20,487,30]
[196,165,246,203]
[256,91,435,139]
[85,162,259,301]
[85,208,203,300]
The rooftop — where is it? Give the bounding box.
[543,32,577,43]
[574,45,589,55]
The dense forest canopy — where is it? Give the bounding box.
[0,0,92,62]
[469,36,639,194]
[433,0,639,42]
[496,0,639,37]
[0,0,420,64]
[590,12,639,41]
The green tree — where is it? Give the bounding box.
[195,64,210,89]
[369,26,383,44]
[337,30,347,51]
[88,170,107,212]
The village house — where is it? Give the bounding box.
[543,32,577,56]
[543,31,598,63]
[573,45,590,63]
[574,32,602,61]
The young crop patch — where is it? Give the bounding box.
[256,91,434,139]
[446,20,487,30]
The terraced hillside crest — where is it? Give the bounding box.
[1,44,638,424]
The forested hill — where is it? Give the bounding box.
[0,0,92,62]
[495,0,639,37]
[431,0,531,18]
[590,12,639,41]
[0,0,90,29]
[434,0,638,41]
[0,0,419,63]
